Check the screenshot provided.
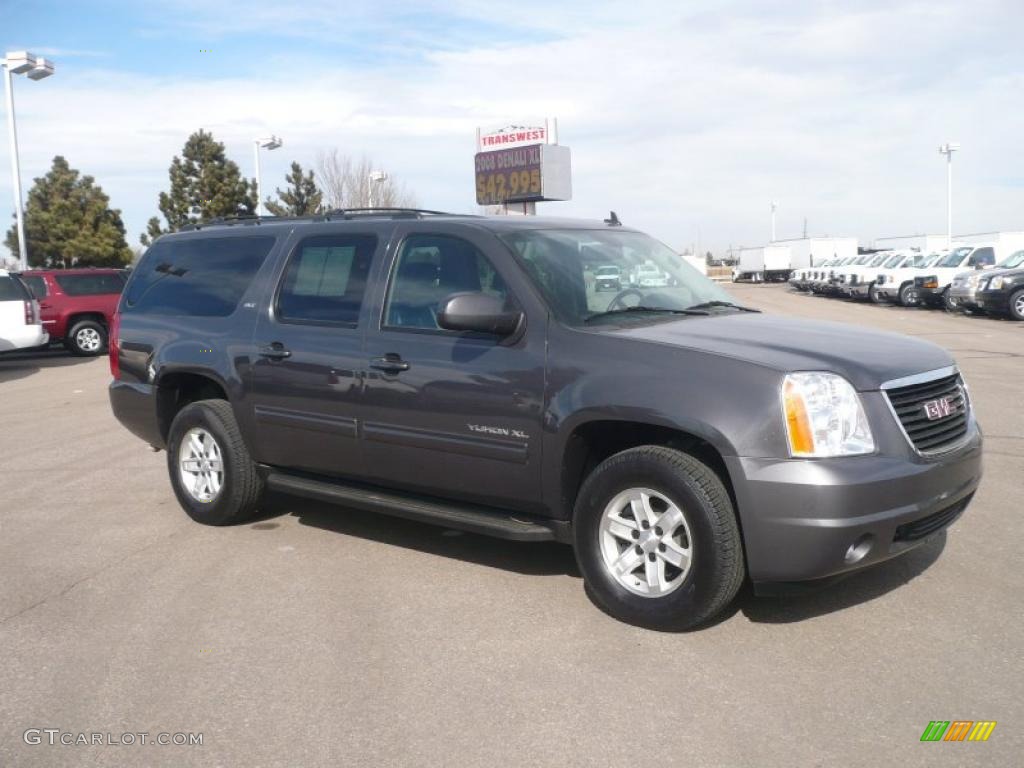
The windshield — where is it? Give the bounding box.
[937,247,972,268]
[882,253,904,268]
[595,266,619,276]
[500,229,735,325]
[998,250,1024,269]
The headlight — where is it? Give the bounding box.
[782,372,875,457]
[988,276,1006,290]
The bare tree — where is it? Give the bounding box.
[315,149,417,210]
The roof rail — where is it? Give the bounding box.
[179,207,470,232]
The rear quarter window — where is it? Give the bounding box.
[54,273,126,296]
[125,235,276,317]
[0,275,30,301]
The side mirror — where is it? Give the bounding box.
[437,292,522,336]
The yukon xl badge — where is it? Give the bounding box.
[923,397,956,421]
[467,424,529,439]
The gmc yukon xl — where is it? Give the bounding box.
[109,210,983,629]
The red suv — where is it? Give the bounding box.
[17,268,127,356]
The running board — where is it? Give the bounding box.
[265,471,566,542]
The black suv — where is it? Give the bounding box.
[109,210,983,629]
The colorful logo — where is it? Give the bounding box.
[920,721,996,742]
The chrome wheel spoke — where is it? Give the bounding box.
[659,540,690,570]
[611,545,643,577]
[645,555,666,593]
[606,516,637,542]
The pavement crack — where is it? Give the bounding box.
[0,529,185,627]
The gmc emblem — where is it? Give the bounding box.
[923,396,956,421]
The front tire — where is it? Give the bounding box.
[573,446,745,630]
[898,282,920,307]
[66,319,107,356]
[1010,288,1024,321]
[166,399,264,525]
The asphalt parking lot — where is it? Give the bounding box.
[1,283,1021,767]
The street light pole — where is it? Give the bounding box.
[3,52,55,270]
[939,142,959,249]
[770,201,777,242]
[253,135,282,216]
[368,170,387,209]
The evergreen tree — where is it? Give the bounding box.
[142,129,256,244]
[265,162,323,216]
[4,156,132,268]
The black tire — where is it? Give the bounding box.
[868,283,886,303]
[1010,288,1024,321]
[898,282,920,307]
[65,319,107,356]
[941,287,956,312]
[166,399,264,525]
[573,446,745,630]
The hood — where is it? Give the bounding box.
[609,313,953,390]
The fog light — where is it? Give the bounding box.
[845,534,874,564]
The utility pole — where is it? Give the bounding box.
[938,142,959,248]
[770,201,777,242]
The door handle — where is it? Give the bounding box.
[369,354,410,373]
[258,343,292,360]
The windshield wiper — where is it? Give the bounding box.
[685,300,760,313]
[585,306,710,323]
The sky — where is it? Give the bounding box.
[1,0,1022,261]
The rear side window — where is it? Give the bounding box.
[125,236,275,317]
[0,275,30,301]
[276,235,377,325]
[21,275,47,298]
[54,273,125,296]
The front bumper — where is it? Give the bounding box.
[977,288,1012,312]
[724,426,982,584]
[948,284,981,309]
[848,282,872,298]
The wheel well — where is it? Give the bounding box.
[66,312,107,332]
[561,420,734,517]
[157,372,228,441]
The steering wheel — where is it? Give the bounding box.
[607,288,646,311]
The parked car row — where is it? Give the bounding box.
[0,267,127,355]
[788,245,1024,320]
[592,263,673,292]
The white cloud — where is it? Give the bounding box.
[1,0,1022,257]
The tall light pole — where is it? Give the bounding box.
[368,170,388,208]
[770,201,777,242]
[938,142,959,248]
[3,51,56,270]
[253,135,282,215]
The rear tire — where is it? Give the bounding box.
[573,446,745,630]
[66,319,107,356]
[166,399,264,525]
[1010,288,1024,321]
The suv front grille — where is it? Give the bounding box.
[884,372,969,454]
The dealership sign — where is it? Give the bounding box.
[474,143,572,206]
[477,118,556,151]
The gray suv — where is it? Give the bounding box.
[109,210,982,629]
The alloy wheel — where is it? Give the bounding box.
[178,427,225,503]
[76,327,102,352]
[598,487,693,597]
